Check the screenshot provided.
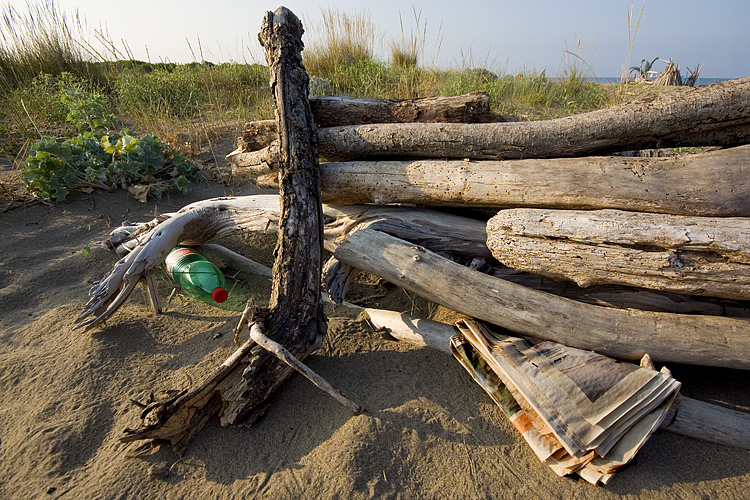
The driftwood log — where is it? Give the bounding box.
[82,193,750,328]
[330,229,750,370]
[314,77,750,161]
[488,266,750,317]
[118,7,333,451]
[487,208,750,299]
[309,91,505,126]
[228,91,505,172]
[363,308,750,451]
[233,145,750,217]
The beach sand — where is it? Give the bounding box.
[1,170,749,499]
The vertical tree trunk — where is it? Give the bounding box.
[229,6,326,423]
[118,7,326,451]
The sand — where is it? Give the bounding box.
[1,171,750,499]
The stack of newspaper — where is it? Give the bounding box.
[451,318,681,485]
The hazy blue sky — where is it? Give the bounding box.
[37,1,750,78]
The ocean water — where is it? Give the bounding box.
[591,76,733,86]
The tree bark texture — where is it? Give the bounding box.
[315,77,750,161]
[332,229,750,370]
[313,145,750,216]
[234,7,326,424]
[487,208,750,299]
[309,91,505,126]
[119,8,327,449]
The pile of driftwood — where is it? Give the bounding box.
[77,8,750,458]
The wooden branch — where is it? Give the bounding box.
[194,243,273,278]
[227,143,280,176]
[228,92,505,170]
[321,204,491,259]
[332,229,750,370]
[315,77,750,161]
[222,6,327,425]
[246,323,363,414]
[363,308,750,451]
[489,266,750,317]
[309,91,505,126]
[487,208,750,299]
[118,7,327,449]
[314,145,750,216]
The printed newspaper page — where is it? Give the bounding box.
[452,318,680,485]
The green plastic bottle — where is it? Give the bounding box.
[164,246,229,304]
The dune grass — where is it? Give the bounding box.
[0,1,624,172]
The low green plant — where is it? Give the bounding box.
[22,131,200,202]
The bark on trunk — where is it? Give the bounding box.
[304,146,750,216]
[487,208,750,299]
[119,7,326,451]
[225,6,327,425]
[227,91,506,171]
[309,91,505,126]
[315,77,750,161]
[332,229,750,370]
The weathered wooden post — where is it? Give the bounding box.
[118,7,350,453]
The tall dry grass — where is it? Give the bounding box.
[0,1,620,162]
[0,0,106,91]
[302,8,376,77]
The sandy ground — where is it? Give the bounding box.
[1,168,750,499]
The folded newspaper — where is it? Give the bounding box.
[451,318,681,485]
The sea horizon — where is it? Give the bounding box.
[588,76,734,86]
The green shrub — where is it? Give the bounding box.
[3,72,115,137]
[22,131,201,202]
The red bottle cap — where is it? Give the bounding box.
[211,288,229,303]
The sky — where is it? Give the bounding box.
[16,0,750,78]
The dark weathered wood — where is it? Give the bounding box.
[238,119,278,151]
[315,77,750,161]
[487,208,750,299]
[309,91,505,126]
[299,146,750,216]
[332,229,750,370]
[364,308,750,451]
[119,7,326,451]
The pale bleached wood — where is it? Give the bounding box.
[315,145,750,216]
[316,77,750,161]
[364,308,750,451]
[244,322,364,415]
[332,229,750,370]
[487,208,750,299]
[489,266,750,317]
[227,143,279,176]
[321,204,491,259]
[194,243,273,278]
[659,395,750,450]
[228,92,505,171]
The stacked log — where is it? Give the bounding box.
[228,76,750,372]
[104,8,750,456]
